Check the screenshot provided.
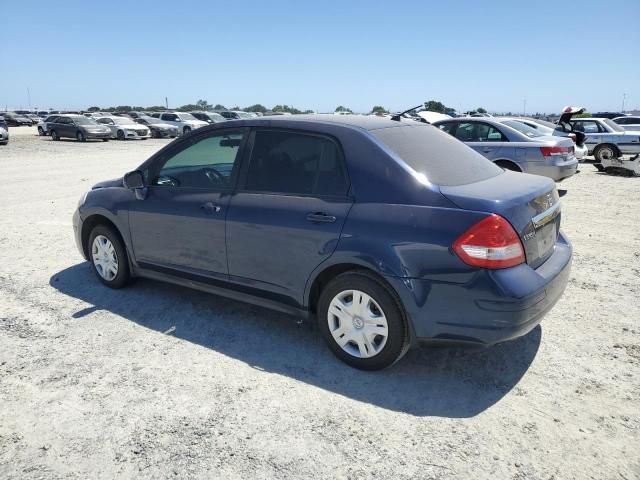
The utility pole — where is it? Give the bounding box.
[523,99,527,116]
[165,97,169,110]
[27,87,31,110]
[621,93,626,113]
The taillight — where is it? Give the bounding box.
[540,146,572,156]
[452,214,525,269]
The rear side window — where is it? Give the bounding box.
[245,130,349,196]
[437,122,456,134]
[371,124,503,186]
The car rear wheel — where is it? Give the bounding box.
[317,271,410,370]
[102,138,109,142]
[88,225,131,289]
[76,131,86,142]
[593,144,617,162]
[117,130,125,140]
[50,130,59,141]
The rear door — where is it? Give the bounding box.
[226,128,353,305]
[128,128,247,278]
[455,121,507,161]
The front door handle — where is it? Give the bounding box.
[306,212,336,223]
[200,202,221,214]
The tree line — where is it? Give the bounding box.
[86,99,489,116]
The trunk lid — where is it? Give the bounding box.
[440,171,561,269]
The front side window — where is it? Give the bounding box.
[245,130,349,196]
[162,114,178,121]
[153,132,244,189]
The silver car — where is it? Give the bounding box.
[556,107,640,161]
[506,117,588,161]
[432,117,578,181]
[613,116,640,132]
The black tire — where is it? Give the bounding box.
[183,126,191,135]
[37,126,45,136]
[102,138,109,142]
[117,130,125,140]
[76,130,86,142]
[593,144,617,162]
[50,130,59,141]
[87,224,131,289]
[495,160,521,172]
[317,270,410,370]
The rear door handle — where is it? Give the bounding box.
[200,202,221,213]
[306,212,336,223]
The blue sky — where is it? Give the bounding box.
[3,0,639,113]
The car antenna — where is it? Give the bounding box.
[390,105,429,123]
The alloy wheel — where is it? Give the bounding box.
[327,289,389,358]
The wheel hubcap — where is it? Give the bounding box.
[600,148,614,160]
[91,235,118,281]
[327,290,388,358]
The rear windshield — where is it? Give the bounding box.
[501,120,544,138]
[371,124,503,186]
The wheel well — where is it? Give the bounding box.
[81,215,125,259]
[494,159,521,172]
[308,263,383,314]
[594,143,620,155]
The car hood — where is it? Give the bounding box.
[92,177,123,189]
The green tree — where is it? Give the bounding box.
[335,105,353,113]
[213,104,226,111]
[302,109,314,114]
[424,100,449,114]
[245,104,267,113]
[195,99,212,111]
[114,105,132,112]
[370,105,388,115]
[576,111,592,118]
[145,105,166,111]
[87,106,101,112]
[272,104,303,114]
[176,104,199,112]
[477,107,487,114]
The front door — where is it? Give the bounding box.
[226,128,353,305]
[128,129,247,278]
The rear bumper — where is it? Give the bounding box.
[387,231,572,346]
[526,159,578,182]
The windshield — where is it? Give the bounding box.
[73,117,97,125]
[501,120,543,138]
[236,111,253,119]
[112,117,133,125]
[603,119,624,132]
[372,124,503,186]
[178,113,196,121]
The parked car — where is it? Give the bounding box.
[96,116,150,140]
[149,112,207,134]
[37,115,61,136]
[0,115,8,145]
[134,116,179,138]
[507,117,588,161]
[558,109,640,161]
[591,112,626,120]
[190,111,227,124]
[73,115,572,370]
[433,117,578,181]
[216,110,254,120]
[613,116,640,131]
[48,115,111,142]
[25,114,40,125]
[2,112,33,126]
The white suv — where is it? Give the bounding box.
[150,112,208,134]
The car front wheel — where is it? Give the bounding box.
[318,271,410,370]
[76,130,86,142]
[50,130,59,141]
[88,225,131,288]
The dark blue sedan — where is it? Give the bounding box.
[73,115,572,370]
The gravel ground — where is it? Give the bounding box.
[0,127,638,480]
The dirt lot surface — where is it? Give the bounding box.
[0,127,638,479]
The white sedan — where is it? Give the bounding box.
[96,116,150,140]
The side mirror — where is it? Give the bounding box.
[124,170,144,189]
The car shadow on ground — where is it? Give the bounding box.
[50,263,541,418]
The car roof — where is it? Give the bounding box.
[218,114,410,131]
